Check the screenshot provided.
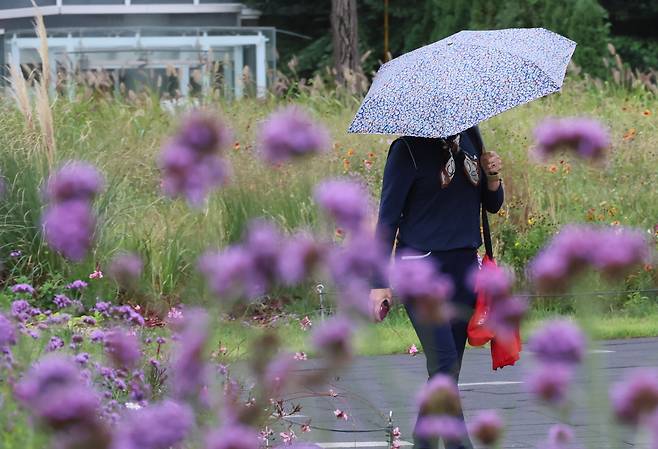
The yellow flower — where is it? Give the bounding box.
[346,148,355,157]
[643,109,652,116]
[548,164,558,173]
[623,128,636,141]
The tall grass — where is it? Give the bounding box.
[0,76,656,313]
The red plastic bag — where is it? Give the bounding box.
[467,255,496,347]
[467,255,522,370]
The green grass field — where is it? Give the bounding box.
[1,75,657,330]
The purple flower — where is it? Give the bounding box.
[53,294,72,309]
[415,415,467,442]
[108,252,143,287]
[10,250,22,258]
[111,400,193,449]
[75,353,90,366]
[592,227,650,278]
[83,316,98,326]
[67,279,88,290]
[257,106,330,164]
[278,233,325,285]
[177,111,232,154]
[328,232,387,287]
[416,374,461,416]
[94,301,112,316]
[45,161,104,203]
[314,179,369,232]
[263,353,301,396]
[206,424,261,449]
[468,263,514,302]
[110,305,145,326]
[90,329,105,343]
[104,329,141,369]
[533,117,610,162]
[526,363,573,405]
[42,200,96,261]
[610,369,658,425]
[14,354,100,428]
[159,113,232,207]
[47,336,65,352]
[311,316,353,364]
[547,424,575,445]
[488,296,528,337]
[170,309,210,399]
[11,299,32,322]
[11,283,35,295]
[244,220,284,287]
[469,410,504,446]
[528,320,586,366]
[0,313,17,349]
[199,247,262,300]
[389,252,454,323]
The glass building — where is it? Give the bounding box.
[0,1,276,98]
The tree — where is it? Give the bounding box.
[331,0,361,83]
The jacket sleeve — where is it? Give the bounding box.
[482,179,504,213]
[371,139,416,288]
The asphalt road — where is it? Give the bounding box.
[277,337,658,449]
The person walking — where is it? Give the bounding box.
[369,126,504,449]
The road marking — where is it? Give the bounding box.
[316,441,412,448]
[459,381,523,387]
[589,349,615,354]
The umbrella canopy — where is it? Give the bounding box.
[348,28,576,138]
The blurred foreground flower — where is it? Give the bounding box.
[314,178,369,232]
[469,410,504,446]
[206,424,261,449]
[159,111,232,207]
[257,106,330,165]
[530,224,651,292]
[109,252,144,288]
[417,374,461,416]
[45,161,104,203]
[528,320,586,366]
[533,117,610,162]
[415,415,466,442]
[610,369,658,425]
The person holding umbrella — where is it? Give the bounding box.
[351,28,577,449]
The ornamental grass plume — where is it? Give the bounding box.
[110,400,194,449]
[533,117,610,162]
[314,178,370,232]
[610,369,658,425]
[159,111,232,207]
[257,105,330,165]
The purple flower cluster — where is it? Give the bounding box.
[108,252,143,288]
[200,221,326,301]
[67,279,88,290]
[314,178,370,232]
[0,312,17,350]
[311,316,354,365]
[526,320,586,405]
[42,162,104,261]
[533,117,610,162]
[257,106,330,165]
[206,424,261,449]
[104,329,141,369]
[53,294,72,309]
[111,400,193,449]
[469,410,504,446]
[11,283,35,295]
[530,225,651,291]
[390,253,454,323]
[416,374,461,416]
[14,354,101,428]
[610,369,658,425]
[159,111,232,206]
[415,415,466,442]
[170,309,210,399]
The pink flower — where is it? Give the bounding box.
[334,409,348,420]
[299,316,312,331]
[294,352,307,361]
[408,344,419,356]
[89,270,103,280]
[279,430,296,444]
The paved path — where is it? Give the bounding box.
[278,338,658,449]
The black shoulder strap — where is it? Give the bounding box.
[466,126,494,260]
[397,137,418,170]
